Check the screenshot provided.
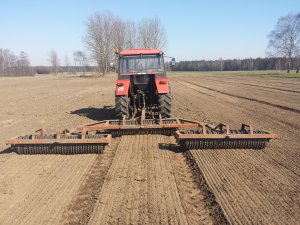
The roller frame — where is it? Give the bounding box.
[77,116,199,134]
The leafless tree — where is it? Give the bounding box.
[15,51,32,76]
[296,56,300,73]
[83,11,115,75]
[267,13,300,73]
[112,18,126,51]
[80,53,89,75]
[73,51,79,73]
[83,12,168,75]
[111,19,127,69]
[125,21,137,49]
[0,48,33,76]
[218,58,224,71]
[73,51,83,73]
[73,51,89,75]
[137,17,167,51]
[64,55,70,74]
[48,50,60,74]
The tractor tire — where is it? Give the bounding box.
[115,95,130,119]
[158,93,172,118]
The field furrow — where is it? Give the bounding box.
[0,154,97,225]
[177,78,300,113]
[88,135,213,225]
[169,73,300,224]
[172,77,300,174]
[189,149,300,224]
[198,76,300,94]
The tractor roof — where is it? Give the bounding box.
[119,48,162,56]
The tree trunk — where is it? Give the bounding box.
[97,61,101,75]
[287,60,291,73]
[287,53,292,73]
[101,61,107,76]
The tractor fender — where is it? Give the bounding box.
[115,80,130,96]
[155,78,169,94]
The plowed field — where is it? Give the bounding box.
[0,72,299,224]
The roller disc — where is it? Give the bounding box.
[14,144,106,155]
[111,128,175,137]
[183,139,268,150]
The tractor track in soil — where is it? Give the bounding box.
[200,77,300,94]
[61,138,120,225]
[189,149,300,224]
[172,77,300,173]
[191,73,300,87]
[173,78,300,131]
[170,74,300,224]
[87,135,217,225]
[176,79,300,114]
[0,154,98,225]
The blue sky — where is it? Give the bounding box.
[0,0,299,65]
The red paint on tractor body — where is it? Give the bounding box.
[120,48,161,56]
[155,78,169,94]
[115,80,130,96]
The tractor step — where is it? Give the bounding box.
[175,123,278,149]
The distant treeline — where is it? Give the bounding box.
[0,48,97,77]
[173,57,300,72]
[0,48,34,77]
[34,66,97,74]
[2,48,300,77]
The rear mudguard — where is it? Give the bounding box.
[115,80,130,96]
[155,78,169,94]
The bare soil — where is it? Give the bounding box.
[170,72,300,224]
[0,72,299,224]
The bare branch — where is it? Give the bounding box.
[267,13,300,72]
[83,11,115,75]
[82,12,168,75]
[137,17,167,51]
[48,50,60,74]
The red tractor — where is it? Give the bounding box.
[115,48,172,119]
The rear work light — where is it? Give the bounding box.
[117,83,123,86]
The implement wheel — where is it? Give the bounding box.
[115,95,130,119]
[158,93,172,118]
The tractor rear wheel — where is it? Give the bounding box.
[158,93,172,118]
[115,95,130,119]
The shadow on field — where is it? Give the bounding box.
[0,147,16,154]
[159,143,183,153]
[70,105,116,121]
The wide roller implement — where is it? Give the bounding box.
[6,118,277,154]
[175,123,278,150]
[6,128,111,154]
